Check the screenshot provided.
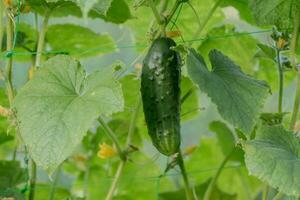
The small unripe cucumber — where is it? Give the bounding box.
[141,37,181,156]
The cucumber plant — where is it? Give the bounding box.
[0,0,299,200]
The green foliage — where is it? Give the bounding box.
[159,179,237,200]
[0,0,299,198]
[187,49,270,134]
[27,0,132,23]
[46,24,116,57]
[181,76,199,121]
[244,124,300,196]
[14,55,124,174]
[249,0,300,29]
[0,160,26,189]
[209,121,244,162]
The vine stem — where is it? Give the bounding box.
[105,161,125,200]
[262,183,270,200]
[289,9,300,130]
[177,151,194,200]
[149,0,166,36]
[35,9,51,68]
[98,116,126,161]
[48,165,61,200]
[276,49,283,113]
[0,1,4,53]
[5,10,14,107]
[29,160,37,200]
[104,98,142,200]
[203,148,234,200]
[192,0,223,40]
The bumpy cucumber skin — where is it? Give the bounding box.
[141,37,181,156]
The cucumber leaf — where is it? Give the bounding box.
[187,49,270,134]
[14,55,124,175]
[244,124,300,196]
[249,0,300,29]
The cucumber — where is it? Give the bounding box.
[141,37,181,156]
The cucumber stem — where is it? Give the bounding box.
[48,165,61,200]
[104,98,142,200]
[192,0,223,40]
[177,151,194,200]
[262,183,270,200]
[5,10,14,107]
[35,9,51,68]
[98,116,126,161]
[276,49,283,113]
[203,148,234,200]
[29,160,37,200]
[289,10,300,130]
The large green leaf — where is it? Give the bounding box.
[244,124,300,196]
[46,24,116,57]
[14,55,124,174]
[0,160,26,189]
[249,0,300,29]
[187,49,270,134]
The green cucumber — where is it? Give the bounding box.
[141,37,181,156]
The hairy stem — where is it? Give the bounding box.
[104,98,142,200]
[193,0,223,39]
[98,116,125,161]
[276,49,283,113]
[289,10,300,130]
[262,183,270,200]
[29,160,37,200]
[35,10,51,68]
[5,11,14,107]
[203,148,234,200]
[105,161,125,200]
[48,165,61,200]
[0,1,4,52]
[177,151,194,200]
[149,0,164,25]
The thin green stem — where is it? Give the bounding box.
[177,151,194,200]
[273,192,284,200]
[187,2,201,31]
[166,0,181,25]
[83,157,91,199]
[289,10,300,130]
[203,148,234,200]
[104,98,142,200]
[0,1,4,52]
[262,183,270,200]
[48,165,61,200]
[105,161,125,200]
[192,0,223,40]
[149,0,164,25]
[5,11,14,107]
[98,116,125,161]
[126,97,142,146]
[276,49,283,113]
[35,10,51,68]
[29,160,37,200]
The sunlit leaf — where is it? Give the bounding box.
[14,55,124,174]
